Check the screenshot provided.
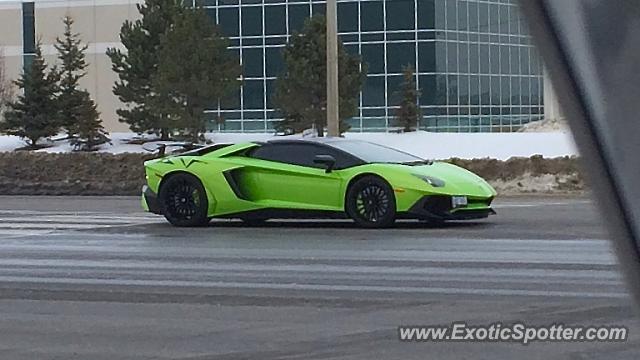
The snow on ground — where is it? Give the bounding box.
[518,117,569,133]
[0,133,146,154]
[0,135,24,152]
[491,173,581,194]
[0,130,578,160]
[344,132,577,160]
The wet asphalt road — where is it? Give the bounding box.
[0,195,638,359]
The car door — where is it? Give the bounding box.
[246,142,345,210]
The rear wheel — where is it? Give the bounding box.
[159,173,209,227]
[346,176,396,228]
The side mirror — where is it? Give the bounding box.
[313,155,336,173]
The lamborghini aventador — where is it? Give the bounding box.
[141,138,497,228]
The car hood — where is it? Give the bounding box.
[402,161,497,197]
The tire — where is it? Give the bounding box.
[346,176,397,228]
[159,173,209,227]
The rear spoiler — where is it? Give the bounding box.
[142,142,205,157]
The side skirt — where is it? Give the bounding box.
[215,208,349,220]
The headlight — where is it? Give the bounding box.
[413,174,446,187]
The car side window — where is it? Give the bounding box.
[249,143,361,169]
[250,143,324,168]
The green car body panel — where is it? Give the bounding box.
[141,140,497,222]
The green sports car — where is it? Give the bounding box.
[142,138,497,228]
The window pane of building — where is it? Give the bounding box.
[265,5,286,35]
[362,77,385,106]
[445,0,457,30]
[360,1,383,32]
[419,75,436,106]
[387,42,415,74]
[243,80,265,109]
[386,0,415,31]
[457,0,468,32]
[510,46,519,75]
[288,4,310,33]
[387,75,404,106]
[447,75,458,105]
[417,0,435,29]
[434,0,445,30]
[338,1,358,32]
[489,3,499,34]
[266,79,277,108]
[446,42,458,72]
[470,75,480,105]
[499,4,509,35]
[490,76,500,105]
[480,76,490,104]
[511,77,521,105]
[243,47,263,78]
[361,44,385,74]
[418,42,435,73]
[459,75,470,105]
[241,6,262,36]
[265,47,284,77]
[436,41,447,72]
[219,7,239,37]
[459,43,469,73]
[478,2,488,33]
[312,3,325,16]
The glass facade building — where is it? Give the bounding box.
[196,0,544,132]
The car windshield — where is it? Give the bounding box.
[328,140,427,164]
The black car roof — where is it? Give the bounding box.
[263,137,355,145]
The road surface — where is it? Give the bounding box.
[0,195,637,359]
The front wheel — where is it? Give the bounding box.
[346,176,396,228]
[159,173,209,227]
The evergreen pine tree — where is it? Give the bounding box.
[55,16,105,141]
[1,43,60,149]
[106,0,185,139]
[393,66,422,132]
[68,90,110,151]
[274,16,366,137]
[151,7,241,142]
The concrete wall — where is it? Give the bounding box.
[0,3,23,94]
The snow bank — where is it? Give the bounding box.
[0,130,578,160]
[33,133,153,154]
[0,135,25,152]
[0,133,147,154]
[518,117,570,133]
[345,132,578,160]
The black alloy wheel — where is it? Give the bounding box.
[159,173,209,227]
[346,176,396,228]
